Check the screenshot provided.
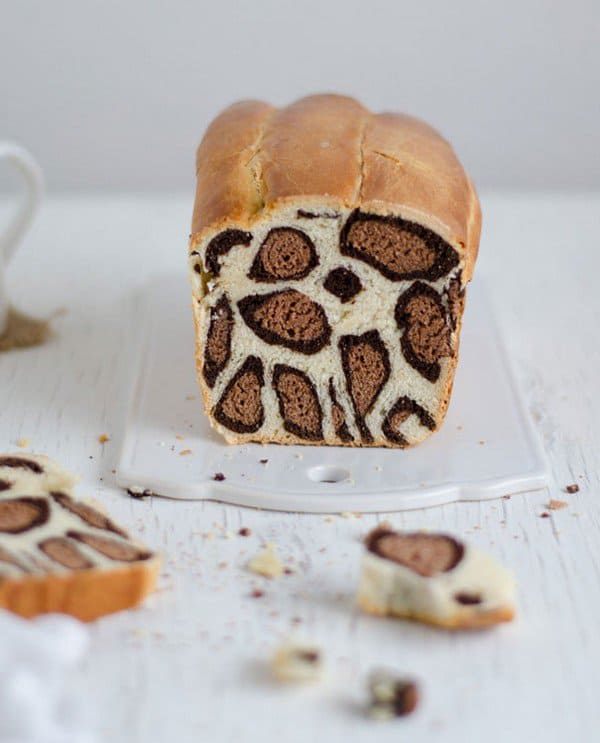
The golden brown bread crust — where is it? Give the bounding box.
[190,94,481,281]
[357,594,515,630]
[192,100,275,234]
[0,558,160,622]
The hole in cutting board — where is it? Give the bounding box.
[307,465,350,483]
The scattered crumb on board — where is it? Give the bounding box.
[247,543,284,579]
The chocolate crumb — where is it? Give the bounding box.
[368,672,419,719]
[238,527,251,537]
[454,592,482,605]
[259,459,268,465]
[565,484,579,494]
[213,472,226,482]
[126,487,154,499]
[298,650,319,664]
[540,512,550,518]
[250,589,264,599]
[284,567,294,575]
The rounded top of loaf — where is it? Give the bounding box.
[191,94,481,281]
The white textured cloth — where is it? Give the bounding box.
[0,611,94,743]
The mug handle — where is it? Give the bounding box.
[0,143,44,264]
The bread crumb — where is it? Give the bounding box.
[547,499,568,510]
[271,642,324,683]
[180,449,192,456]
[16,437,30,448]
[98,434,110,444]
[324,516,334,523]
[247,544,284,579]
[175,434,184,441]
[368,671,419,719]
[340,511,359,520]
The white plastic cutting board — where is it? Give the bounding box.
[117,275,548,512]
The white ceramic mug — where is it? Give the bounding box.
[0,142,43,334]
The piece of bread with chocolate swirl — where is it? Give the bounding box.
[357,526,515,629]
[189,94,481,447]
[0,454,159,621]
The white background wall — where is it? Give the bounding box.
[1,0,598,192]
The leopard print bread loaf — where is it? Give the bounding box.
[0,454,159,621]
[189,94,481,447]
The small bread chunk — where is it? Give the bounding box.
[0,454,159,621]
[271,642,324,683]
[246,543,284,579]
[368,671,419,719]
[357,526,515,629]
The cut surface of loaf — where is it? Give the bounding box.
[190,94,481,447]
[0,454,159,621]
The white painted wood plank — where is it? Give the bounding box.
[1,193,599,742]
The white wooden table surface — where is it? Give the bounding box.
[1,192,599,743]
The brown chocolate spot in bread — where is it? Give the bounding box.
[248,228,318,282]
[328,378,353,442]
[366,527,464,577]
[39,537,93,570]
[382,397,436,446]
[67,531,152,562]
[0,479,11,491]
[203,294,234,388]
[214,356,264,434]
[444,271,465,331]
[323,267,362,303]
[272,364,323,441]
[395,282,452,383]
[204,229,253,277]
[339,330,390,442]
[340,210,459,281]
[0,456,43,473]
[238,290,331,354]
[454,592,482,605]
[0,497,49,534]
[50,492,128,538]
